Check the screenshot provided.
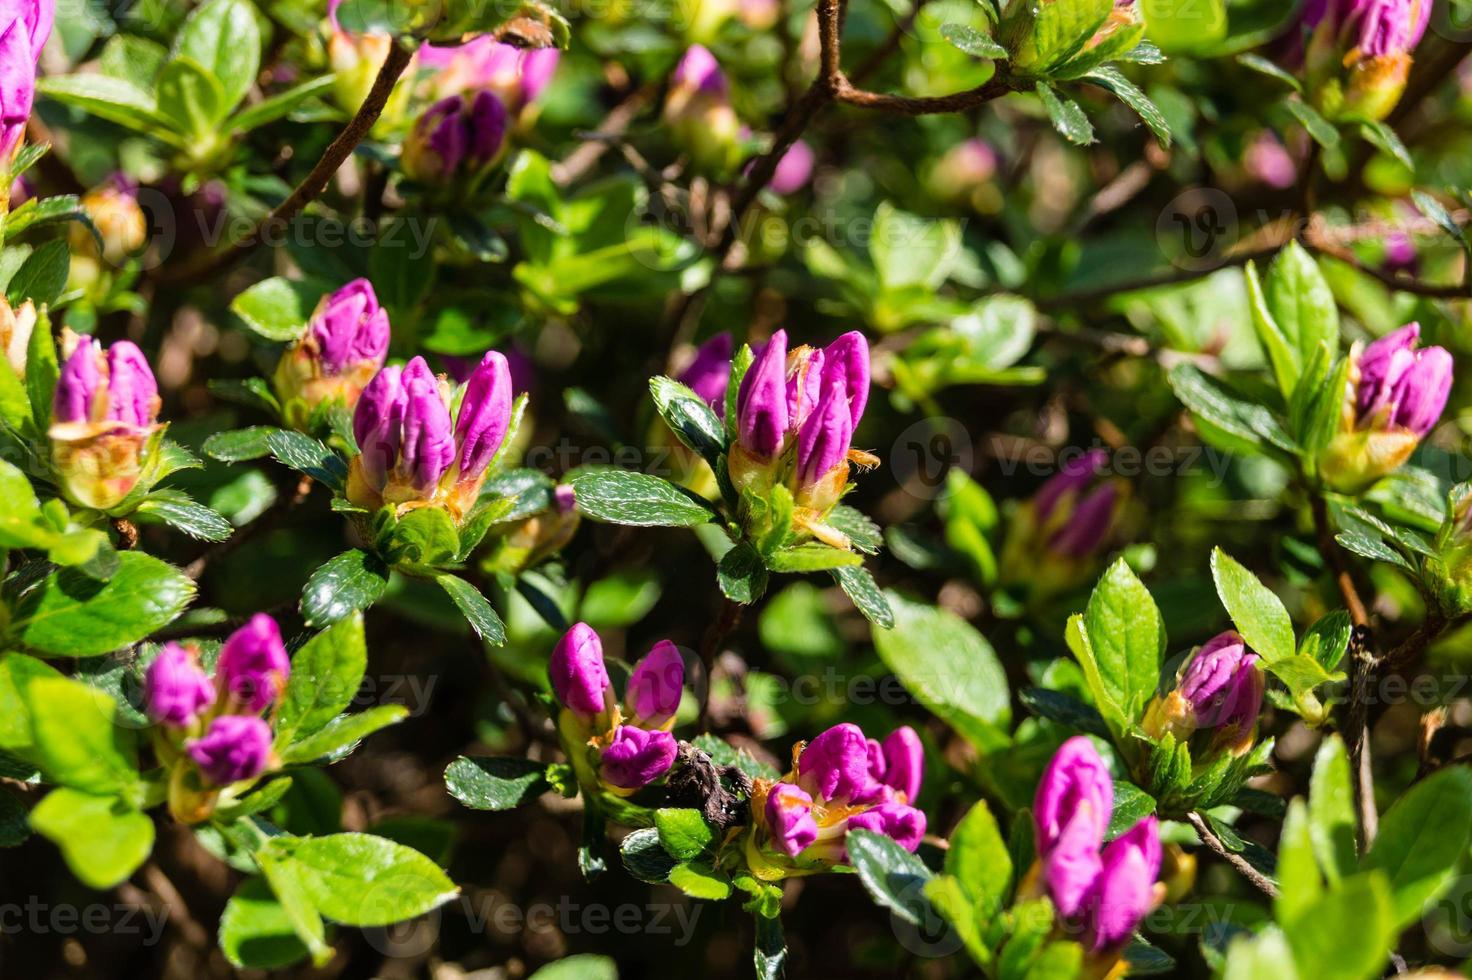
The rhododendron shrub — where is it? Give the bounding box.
[5,0,1472,977]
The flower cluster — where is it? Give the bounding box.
[144,614,291,822]
[273,278,391,427]
[419,37,559,121]
[1143,632,1265,757]
[549,623,685,793]
[1030,737,1163,957]
[730,329,874,535]
[747,723,926,876]
[49,332,163,510]
[347,352,516,519]
[663,46,742,176]
[1320,322,1452,492]
[1304,0,1431,120]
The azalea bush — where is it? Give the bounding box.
[6,0,1472,976]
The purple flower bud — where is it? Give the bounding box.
[878,727,923,803]
[104,341,158,427]
[600,725,678,789]
[1035,450,1109,524]
[820,331,871,428]
[217,614,291,712]
[1355,322,1453,437]
[768,140,815,196]
[736,329,790,459]
[1083,817,1161,951]
[1042,804,1106,918]
[678,332,733,411]
[846,802,927,853]
[1179,632,1263,731]
[187,715,272,785]
[353,364,406,491]
[54,337,102,425]
[798,722,882,805]
[309,279,390,377]
[765,782,818,857]
[9,0,53,59]
[1348,0,1431,58]
[626,639,684,728]
[0,0,47,160]
[550,622,611,717]
[519,49,560,105]
[1047,482,1118,559]
[399,357,455,494]
[144,643,215,727]
[553,484,576,513]
[1034,736,1113,858]
[671,45,726,97]
[795,380,853,488]
[453,350,513,482]
[403,90,508,185]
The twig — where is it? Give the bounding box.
[184,474,312,580]
[1304,227,1471,299]
[848,0,930,86]
[1187,812,1279,898]
[551,81,658,186]
[1311,495,1370,627]
[697,598,744,730]
[1036,246,1282,310]
[155,40,416,285]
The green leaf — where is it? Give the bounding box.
[134,491,234,542]
[1358,119,1412,171]
[1265,242,1339,377]
[36,74,176,140]
[300,549,390,628]
[175,0,261,113]
[1286,99,1340,150]
[668,861,732,899]
[1083,558,1166,724]
[279,704,409,764]
[229,277,327,341]
[1364,766,1472,927]
[827,505,883,555]
[654,808,716,862]
[1108,782,1157,839]
[20,678,141,795]
[1308,735,1357,882]
[1035,83,1095,145]
[0,653,63,750]
[650,375,725,466]
[156,56,226,137]
[846,829,935,926]
[1030,0,1112,69]
[1018,687,1110,738]
[1140,0,1226,51]
[1275,798,1322,923]
[436,574,508,646]
[621,827,677,883]
[446,756,551,810]
[765,544,863,573]
[262,833,459,926]
[946,800,1012,922]
[530,955,619,980]
[29,789,153,889]
[873,592,1009,750]
[569,467,714,527]
[870,202,963,291]
[1236,53,1303,91]
[1281,872,1395,980]
[13,552,195,657]
[230,75,334,133]
[754,914,786,980]
[942,23,1008,59]
[257,848,333,966]
[833,566,894,628]
[1168,366,1296,457]
[387,506,460,568]
[220,876,313,971]
[265,429,345,489]
[274,613,368,748]
[7,239,71,309]
[1210,548,1294,663]
[1081,67,1170,147]
[203,426,280,462]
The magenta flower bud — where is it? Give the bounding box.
[187,715,272,785]
[798,722,882,805]
[402,90,509,185]
[626,639,684,728]
[765,783,818,857]
[600,725,678,789]
[795,380,853,488]
[144,643,216,728]
[550,622,611,718]
[1042,804,1106,918]
[1084,817,1161,951]
[820,331,870,427]
[1355,322,1453,437]
[1348,0,1431,58]
[1048,482,1118,559]
[1034,736,1113,858]
[1035,449,1108,524]
[847,802,927,853]
[768,140,815,196]
[0,0,48,160]
[453,350,513,482]
[671,44,726,96]
[353,364,405,491]
[217,614,291,712]
[399,357,455,494]
[679,332,733,411]
[53,337,103,424]
[736,329,790,459]
[105,341,158,427]
[878,727,923,803]
[309,279,390,376]
[519,48,559,105]
[1179,632,1264,731]
[553,484,576,513]
[9,0,53,59]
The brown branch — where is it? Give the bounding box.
[551,81,658,186]
[154,40,416,286]
[1187,812,1279,899]
[832,75,1010,114]
[1303,226,1470,299]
